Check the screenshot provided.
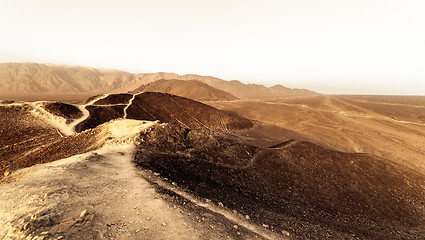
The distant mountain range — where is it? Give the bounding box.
[131,79,239,101]
[0,62,318,100]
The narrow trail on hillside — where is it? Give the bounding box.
[26,94,110,136]
[123,94,137,119]
[0,120,276,240]
[69,94,110,134]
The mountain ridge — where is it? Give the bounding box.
[0,62,318,100]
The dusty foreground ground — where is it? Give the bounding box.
[0,121,280,240]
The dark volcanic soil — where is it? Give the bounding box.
[134,124,425,240]
[91,93,133,105]
[75,105,125,132]
[43,102,83,120]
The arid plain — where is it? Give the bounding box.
[208,95,425,174]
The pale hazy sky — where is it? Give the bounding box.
[1,0,424,94]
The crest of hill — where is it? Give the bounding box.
[0,62,317,101]
[131,79,238,101]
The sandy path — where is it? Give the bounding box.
[123,94,136,119]
[0,146,203,239]
[26,94,110,137]
[0,120,271,240]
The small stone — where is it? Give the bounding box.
[245,215,250,220]
[281,230,290,237]
[80,209,88,218]
[233,225,238,229]
[262,224,269,228]
[218,202,224,207]
[162,222,167,226]
[237,232,241,235]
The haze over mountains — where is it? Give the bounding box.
[0,62,317,101]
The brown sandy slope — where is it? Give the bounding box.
[0,63,317,101]
[134,123,425,239]
[208,95,425,174]
[0,104,62,176]
[131,79,238,101]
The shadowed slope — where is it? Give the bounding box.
[43,102,83,121]
[75,105,125,133]
[134,124,425,239]
[131,79,238,101]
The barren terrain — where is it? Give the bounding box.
[208,95,425,174]
[1,92,425,239]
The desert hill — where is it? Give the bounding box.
[0,62,317,101]
[1,98,424,239]
[0,92,253,177]
[131,79,238,101]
